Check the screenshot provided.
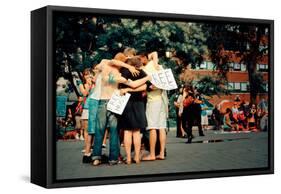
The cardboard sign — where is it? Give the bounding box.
[150,69,178,90]
[107,90,131,115]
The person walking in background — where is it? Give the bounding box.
[200,100,209,131]
[174,87,186,138]
[181,86,195,143]
[193,88,205,136]
[211,105,221,131]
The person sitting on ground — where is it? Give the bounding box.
[223,108,235,131]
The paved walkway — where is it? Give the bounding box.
[56,130,268,180]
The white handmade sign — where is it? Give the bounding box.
[150,68,178,90]
[107,90,131,115]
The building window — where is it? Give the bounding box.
[241,82,248,91]
[228,83,234,91]
[233,63,241,71]
[264,83,268,92]
[257,64,268,72]
[228,82,249,93]
[241,64,247,71]
[228,63,247,71]
[228,63,234,70]
[234,83,241,90]
[200,62,207,69]
[207,61,214,70]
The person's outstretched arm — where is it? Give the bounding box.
[120,84,147,95]
[110,59,139,76]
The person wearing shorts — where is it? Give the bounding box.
[201,102,209,131]
[78,68,94,163]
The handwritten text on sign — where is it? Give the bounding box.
[107,91,131,115]
[151,69,178,90]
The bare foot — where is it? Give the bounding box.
[133,157,141,164]
[156,155,165,160]
[142,155,156,161]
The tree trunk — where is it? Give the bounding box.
[247,60,257,104]
[247,26,264,104]
[66,58,81,98]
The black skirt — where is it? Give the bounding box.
[118,100,147,130]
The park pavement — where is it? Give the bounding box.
[56,129,268,180]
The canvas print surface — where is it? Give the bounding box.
[54,11,270,180]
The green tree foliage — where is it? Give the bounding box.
[196,76,229,97]
[202,23,269,103]
[55,15,209,76]
[55,14,211,98]
[55,14,268,104]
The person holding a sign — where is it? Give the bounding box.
[118,57,149,164]
[142,51,168,161]
[92,53,151,166]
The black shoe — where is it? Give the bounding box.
[82,155,92,163]
[199,133,205,136]
[186,136,193,144]
[109,160,118,166]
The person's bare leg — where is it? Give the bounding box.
[142,129,156,161]
[156,128,166,159]
[83,120,89,153]
[80,128,83,139]
[124,130,132,164]
[180,120,186,137]
[102,128,108,146]
[85,135,92,155]
[132,129,141,163]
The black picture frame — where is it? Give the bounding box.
[31,5,274,188]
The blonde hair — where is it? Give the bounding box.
[123,48,136,57]
[114,52,127,62]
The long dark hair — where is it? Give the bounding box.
[82,68,91,84]
[226,108,235,121]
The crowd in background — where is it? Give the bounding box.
[174,86,269,141]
